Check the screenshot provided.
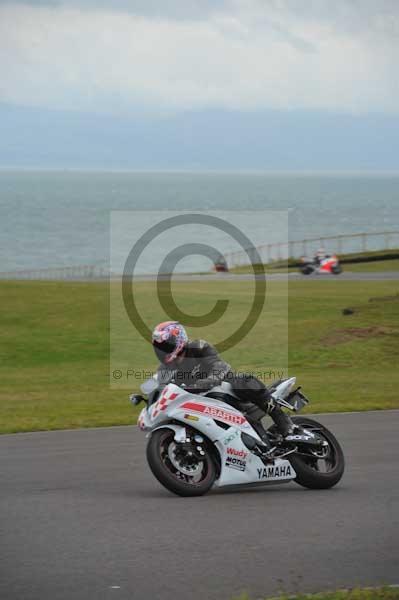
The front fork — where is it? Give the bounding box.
[151,424,206,460]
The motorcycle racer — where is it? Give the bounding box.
[314,247,329,265]
[151,321,301,449]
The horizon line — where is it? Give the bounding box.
[1,167,399,177]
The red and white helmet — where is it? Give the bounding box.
[152,321,188,364]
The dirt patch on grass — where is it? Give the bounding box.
[368,293,399,303]
[321,326,396,346]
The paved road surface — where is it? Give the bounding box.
[128,270,399,281]
[1,411,398,600]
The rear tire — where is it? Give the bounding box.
[146,428,216,497]
[288,417,345,489]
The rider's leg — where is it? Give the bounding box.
[230,373,297,443]
[246,416,272,448]
[260,393,315,442]
[267,403,295,436]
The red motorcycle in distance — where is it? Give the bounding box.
[300,254,342,275]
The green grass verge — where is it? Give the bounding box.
[233,587,399,600]
[343,259,399,272]
[0,278,398,433]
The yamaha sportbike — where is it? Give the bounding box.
[132,375,345,497]
[300,255,342,275]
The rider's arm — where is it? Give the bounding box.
[156,364,175,389]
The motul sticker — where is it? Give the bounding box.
[180,402,247,426]
[225,456,246,471]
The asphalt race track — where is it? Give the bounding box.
[1,411,398,600]
[130,270,399,281]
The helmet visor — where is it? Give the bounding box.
[153,340,176,364]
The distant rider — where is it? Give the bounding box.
[151,321,301,449]
[314,247,329,265]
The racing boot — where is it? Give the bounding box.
[261,393,315,443]
[268,403,295,437]
[242,409,276,462]
[252,389,294,436]
[267,402,323,446]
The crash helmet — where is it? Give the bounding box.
[152,321,188,364]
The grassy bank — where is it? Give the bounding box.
[342,259,399,272]
[0,278,398,433]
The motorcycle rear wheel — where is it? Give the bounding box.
[288,417,345,489]
[146,428,216,497]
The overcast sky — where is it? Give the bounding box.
[1,0,398,116]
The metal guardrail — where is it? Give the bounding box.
[224,231,399,268]
[0,231,398,279]
[0,263,109,281]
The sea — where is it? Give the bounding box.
[0,170,398,274]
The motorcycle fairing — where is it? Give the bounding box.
[319,256,338,273]
[138,383,296,487]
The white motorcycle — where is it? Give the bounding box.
[132,375,345,497]
[300,254,342,275]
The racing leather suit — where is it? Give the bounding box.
[156,339,293,436]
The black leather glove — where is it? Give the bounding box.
[129,394,145,406]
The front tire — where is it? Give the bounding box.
[288,417,345,489]
[146,428,216,497]
[332,265,342,275]
[300,266,313,275]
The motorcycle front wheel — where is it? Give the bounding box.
[288,417,345,489]
[300,266,313,275]
[146,428,216,497]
